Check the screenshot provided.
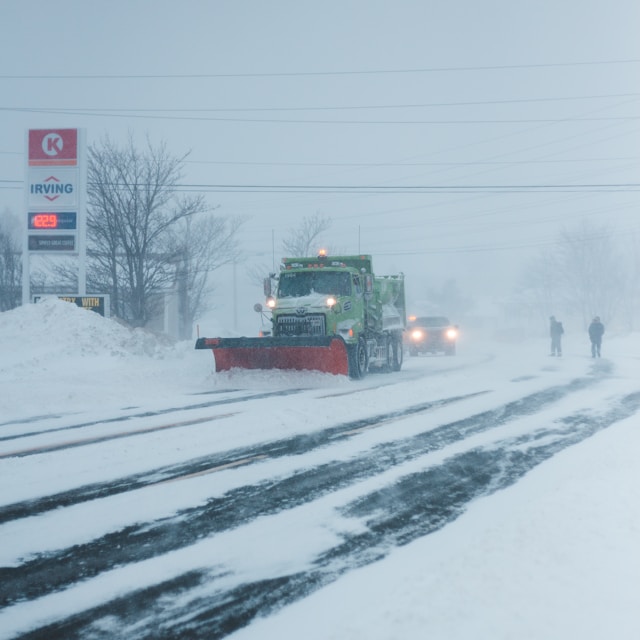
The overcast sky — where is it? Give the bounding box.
[2,0,639,330]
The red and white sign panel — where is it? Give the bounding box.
[28,129,78,166]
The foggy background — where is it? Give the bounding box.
[1,0,639,337]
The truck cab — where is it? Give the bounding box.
[265,253,405,377]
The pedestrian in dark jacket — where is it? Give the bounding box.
[549,315,564,356]
[588,316,605,357]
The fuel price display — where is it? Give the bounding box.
[28,212,77,230]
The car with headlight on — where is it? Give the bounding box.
[405,315,458,356]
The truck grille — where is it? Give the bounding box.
[277,314,326,336]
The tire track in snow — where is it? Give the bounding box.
[0,372,606,611]
[0,389,303,448]
[0,391,483,526]
[17,390,640,640]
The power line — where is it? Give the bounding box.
[0,151,640,166]
[3,92,640,113]
[2,179,639,193]
[4,152,638,167]
[2,107,639,125]
[183,157,640,168]
[161,181,640,192]
[1,58,639,80]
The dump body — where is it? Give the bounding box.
[196,253,406,378]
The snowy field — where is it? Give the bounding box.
[1,299,639,639]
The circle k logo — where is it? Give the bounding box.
[42,133,64,157]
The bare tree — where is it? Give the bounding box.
[512,248,563,330]
[515,220,625,329]
[556,220,624,327]
[246,213,333,290]
[87,135,211,327]
[282,212,332,257]
[170,214,243,339]
[0,209,22,311]
[619,231,640,330]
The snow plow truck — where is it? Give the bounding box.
[195,252,406,378]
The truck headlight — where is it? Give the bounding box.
[266,296,276,309]
[326,296,337,307]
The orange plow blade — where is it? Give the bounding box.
[195,336,349,376]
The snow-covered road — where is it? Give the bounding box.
[1,300,639,639]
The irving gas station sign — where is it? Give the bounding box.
[26,129,81,253]
[23,128,88,304]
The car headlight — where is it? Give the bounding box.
[411,329,424,340]
[446,328,458,340]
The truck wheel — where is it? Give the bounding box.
[348,338,368,379]
[391,336,403,371]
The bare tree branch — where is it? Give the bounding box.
[86,134,242,331]
[282,212,332,257]
[0,209,22,311]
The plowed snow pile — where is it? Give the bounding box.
[0,299,209,418]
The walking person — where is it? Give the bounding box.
[588,316,605,358]
[549,315,564,356]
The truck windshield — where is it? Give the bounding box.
[278,271,351,298]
